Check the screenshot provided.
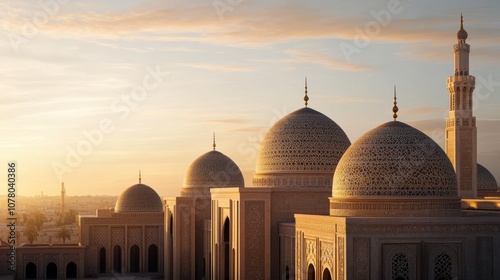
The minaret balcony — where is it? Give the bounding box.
[447,75,475,84]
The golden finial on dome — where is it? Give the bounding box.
[139,170,142,184]
[213,132,216,150]
[460,13,463,29]
[304,77,309,107]
[392,85,399,121]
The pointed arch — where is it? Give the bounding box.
[223,217,230,280]
[25,262,37,279]
[113,245,122,273]
[307,263,315,280]
[46,262,57,279]
[99,247,106,273]
[148,244,158,272]
[66,262,77,278]
[130,244,140,272]
[322,268,332,280]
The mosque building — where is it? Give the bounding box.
[1,15,499,280]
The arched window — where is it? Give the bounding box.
[130,244,140,272]
[99,247,106,273]
[434,252,452,280]
[223,217,230,280]
[323,268,332,280]
[148,244,158,272]
[46,262,57,279]
[392,253,409,280]
[307,264,315,280]
[113,245,122,273]
[25,262,37,279]
[66,262,77,278]
[168,215,174,279]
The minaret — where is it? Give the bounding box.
[445,14,477,198]
[61,182,66,216]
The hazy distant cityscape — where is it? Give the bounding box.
[0,195,117,245]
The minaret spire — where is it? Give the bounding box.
[392,85,398,121]
[61,182,66,217]
[460,13,463,29]
[139,170,142,184]
[213,132,216,150]
[304,77,309,107]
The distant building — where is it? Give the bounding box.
[8,180,164,279]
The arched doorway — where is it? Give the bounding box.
[168,215,174,279]
[113,245,122,273]
[66,262,77,278]
[148,244,158,272]
[46,262,57,279]
[25,262,37,279]
[307,264,315,280]
[323,268,332,280]
[130,244,140,272]
[285,266,290,280]
[223,217,230,280]
[99,247,106,273]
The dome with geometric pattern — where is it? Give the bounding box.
[331,121,461,217]
[253,107,350,188]
[115,183,163,212]
[477,163,498,190]
[182,150,244,196]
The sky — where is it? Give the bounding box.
[1,0,500,197]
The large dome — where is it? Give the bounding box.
[115,183,163,213]
[182,150,244,196]
[477,163,498,190]
[253,107,350,188]
[331,121,460,217]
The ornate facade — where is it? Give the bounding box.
[8,182,164,280]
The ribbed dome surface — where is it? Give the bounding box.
[182,150,244,196]
[115,184,163,212]
[477,164,498,190]
[253,107,350,188]
[330,121,460,217]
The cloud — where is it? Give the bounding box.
[175,63,255,72]
[203,118,250,125]
[3,2,498,48]
[327,95,381,103]
[285,49,374,72]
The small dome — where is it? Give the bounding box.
[115,184,163,212]
[182,150,244,196]
[253,107,350,188]
[457,28,468,40]
[477,163,498,190]
[331,121,460,217]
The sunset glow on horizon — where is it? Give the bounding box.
[1,0,500,197]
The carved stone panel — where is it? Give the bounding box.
[353,237,370,280]
[245,200,265,280]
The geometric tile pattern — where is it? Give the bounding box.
[128,227,142,247]
[254,107,350,188]
[114,184,163,212]
[477,163,498,190]
[333,121,457,197]
[182,150,244,194]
